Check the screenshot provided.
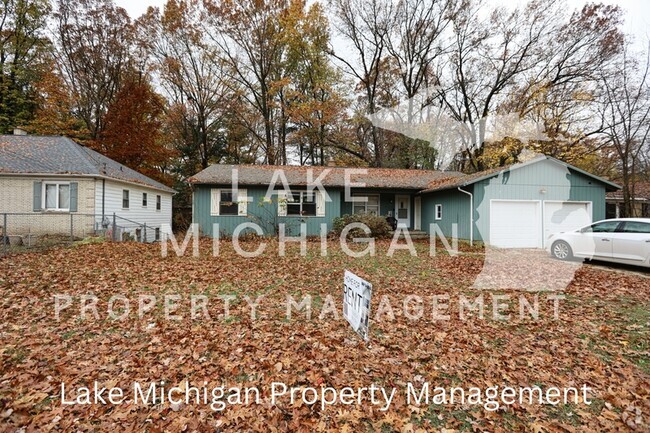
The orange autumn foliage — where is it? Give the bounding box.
[95,79,176,185]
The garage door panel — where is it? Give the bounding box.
[543,201,591,247]
[490,200,541,248]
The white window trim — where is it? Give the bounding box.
[352,194,380,215]
[142,192,148,208]
[435,204,443,220]
[211,188,248,217]
[42,181,71,212]
[285,190,319,217]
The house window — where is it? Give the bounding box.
[219,190,239,215]
[435,204,443,220]
[44,182,70,211]
[156,195,161,211]
[287,191,317,216]
[122,190,129,208]
[142,192,148,207]
[352,194,380,215]
[155,227,160,241]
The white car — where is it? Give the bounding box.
[547,218,650,268]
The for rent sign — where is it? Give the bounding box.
[343,271,372,341]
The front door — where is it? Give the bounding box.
[395,195,410,228]
[414,196,421,230]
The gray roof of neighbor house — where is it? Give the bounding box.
[188,164,465,190]
[422,155,621,193]
[0,135,175,193]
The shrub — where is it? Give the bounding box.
[332,214,392,239]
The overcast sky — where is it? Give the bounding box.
[115,0,650,49]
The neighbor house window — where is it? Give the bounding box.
[155,227,160,241]
[352,194,380,215]
[287,191,316,216]
[156,195,161,211]
[44,182,70,211]
[122,190,129,208]
[435,204,443,220]
[219,190,239,215]
[142,192,148,207]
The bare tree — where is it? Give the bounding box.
[599,45,650,217]
[54,0,134,139]
[204,0,290,165]
[507,4,624,162]
[435,0,560,172]
[329,0,394,166]
[141,0,235,171]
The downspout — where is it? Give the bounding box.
[458,186,473,246]
[102,178,106,220]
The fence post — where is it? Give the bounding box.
[2,213,6,256]
[143,223,147,243]
[70,213,74,243]
[112,213,117,242]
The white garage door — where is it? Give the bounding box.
[490,200,542,248]
[543,201,591,247]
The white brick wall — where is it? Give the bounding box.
[0,176,96,237]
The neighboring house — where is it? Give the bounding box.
[0,135,175,242]
[188,155,620,248]
[606,181,650,218]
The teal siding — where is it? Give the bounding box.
[422,160,608,243]
[192,159,610,241]
[193,185,341,236]
[474,160,607,243]
[421,187,473,240]
[339,189,417,227]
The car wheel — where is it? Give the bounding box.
[551,240,573,260]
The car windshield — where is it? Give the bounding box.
[582,221,620,233]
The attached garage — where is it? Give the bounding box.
[490,200,542,248]
[420,155,621,248]
[542,201,591,246]
[489,200,592,249]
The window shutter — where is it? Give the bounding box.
[210,189,220,216]
[277,191,287,216]
[316,190,325,217]
[33,181,42,211]
[237,189,248,216]
[69,182,78,212]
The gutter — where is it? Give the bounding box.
[0,172,175,194]
[457,186,473,246]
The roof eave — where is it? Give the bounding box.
[0,172,176,194]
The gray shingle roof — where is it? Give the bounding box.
[0,135,175,193]
[188,164,464,190]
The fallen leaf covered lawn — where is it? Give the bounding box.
[0,239,648,432]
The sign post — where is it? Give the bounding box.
[343,270,372,341]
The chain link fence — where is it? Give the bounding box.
[0,212,160,256]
